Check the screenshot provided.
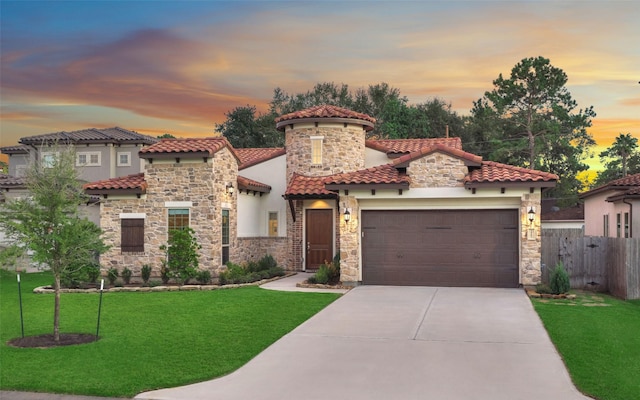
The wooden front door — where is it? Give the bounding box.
[305,209,333,270]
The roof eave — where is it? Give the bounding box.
[276,117,375,132]
[84,188,145,196]
[464,181,556,189]
[139,151,213,160]
[325,182,410,191]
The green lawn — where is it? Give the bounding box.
[532,292,640,400]
[0,269,340,397]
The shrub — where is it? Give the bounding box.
[107,267,119,286]
[160,228,202,285]
[121,267,132,285]
[195,269,211,284]
[60,262,101,289]
[550,261,571,294]
[314,266,330,284]
[218,259,284,285]
[258,254,278,271]
[535,283,553,294]
[141,264,152,284]
[160,263,170,284]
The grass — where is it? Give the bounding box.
[0,269,340,397]
[532,291,640,400]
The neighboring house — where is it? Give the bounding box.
[541,200,584,230]
[581,173,640,238]
[1,127,158,225]
[84,105,557,288]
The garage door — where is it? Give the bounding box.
[361,210,519,287]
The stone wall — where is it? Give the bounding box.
[99,147,238,278]
[286,199,304,271]
[284,123,366,184]
[408,153,467,188]
[235,237,288,268]
[339,195,360,284]
[520,193,542,286]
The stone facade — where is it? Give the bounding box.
[408,153,467,188]
[235,237,288,268]
[99,147,238,277]
[338,195,360,283]
[520,193,542,286]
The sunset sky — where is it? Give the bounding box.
[1,1,639,171]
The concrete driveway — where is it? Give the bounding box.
[136,286,590,400]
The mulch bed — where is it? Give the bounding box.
[8,333,98,348]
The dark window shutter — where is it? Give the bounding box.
[121,219,144,253]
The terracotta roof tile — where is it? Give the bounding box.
[284,173,337,198]
[237,175,271,193]
[83,173,147,193]
[139,137,240,163]
[275,105,375,131]
[235,147,286,169]
[0,144,29,154]
[0,174,26,188]
[19,127,157,145]
[325,164,410,186]
[581,172,640,199]
[465,161,558,185]
[366,138,462,154]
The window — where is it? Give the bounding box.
[624,212,629,238]
[117,152,131,167]
[76,151,101,167]
[268,212,278,237]
[310,136,323,165]
[42,152,58,168]
[222,209,230,264]
[603,214,609,237]
[121,218,144,253]
[168,209,189,231]
[616,213,621,238]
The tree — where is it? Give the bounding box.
[215,105,283,148]
[0,146,107,342]
[471,56,596,204]
[157,133,176,139]
[594,133,640,186]
[160,227,201,285]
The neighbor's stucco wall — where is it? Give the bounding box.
[584,191,622,237]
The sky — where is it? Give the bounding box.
[1,0,639,172]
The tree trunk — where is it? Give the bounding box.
[53,273,61,342]
[528,130,536,168]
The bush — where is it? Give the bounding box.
[309,255,340,285]
[160,228,202,285]
[195,269,211,284]
[121,267,132,285]
[160,264,170,284]
[314,266,330,284]
[60,262,101,289]
[535,283,553,294]
[550,261,570,294]
[141,264,152,284]
[258,254,278,271]
[217,259,284,285]
[107,267,119,286]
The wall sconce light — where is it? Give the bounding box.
[226,182,235,195]
[527,206,535,224]
[343,207,351,222]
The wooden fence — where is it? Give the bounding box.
[541,230,640,300]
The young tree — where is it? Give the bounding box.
[0,146,107,342]
[472,56,596,203]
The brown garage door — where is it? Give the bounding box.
[362,210,519,287]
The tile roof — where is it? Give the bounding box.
[366,137,463,154]
[235,147,286,169]
[139,137,240,163]
[18,127,158,145]
[237,175,271,193]
[325,164,410,187]
[83,173,147,194]
[465,161,558,185]
[580,172,640,199]
[275,105,375,131]
[541,204,584,221]
[284,173,337,199]
[0,174,26,188]
[0,144,29,154]
[392,144,482,166]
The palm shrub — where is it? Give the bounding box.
[550,261,571,294]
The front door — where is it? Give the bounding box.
[305,209,333,270]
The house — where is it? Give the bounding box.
[541,199,584,231]
[1,127,158,224]
[580,173,640,238]
[84,105,557,288]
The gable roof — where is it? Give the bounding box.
[17,127,158,146]
[235,147,286,169]
[139,137,241,163]
[324,164,410,191]
[275,105,376,131]
[580,172,640,200]
[464,161,558,188]
[392,144,482,167]
[366,137,462,155]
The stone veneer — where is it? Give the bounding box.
[99,147,238,278]
[407,153,467,188]
[235,237,288,268]
[520,193,542,286]
[338,195,360,283]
